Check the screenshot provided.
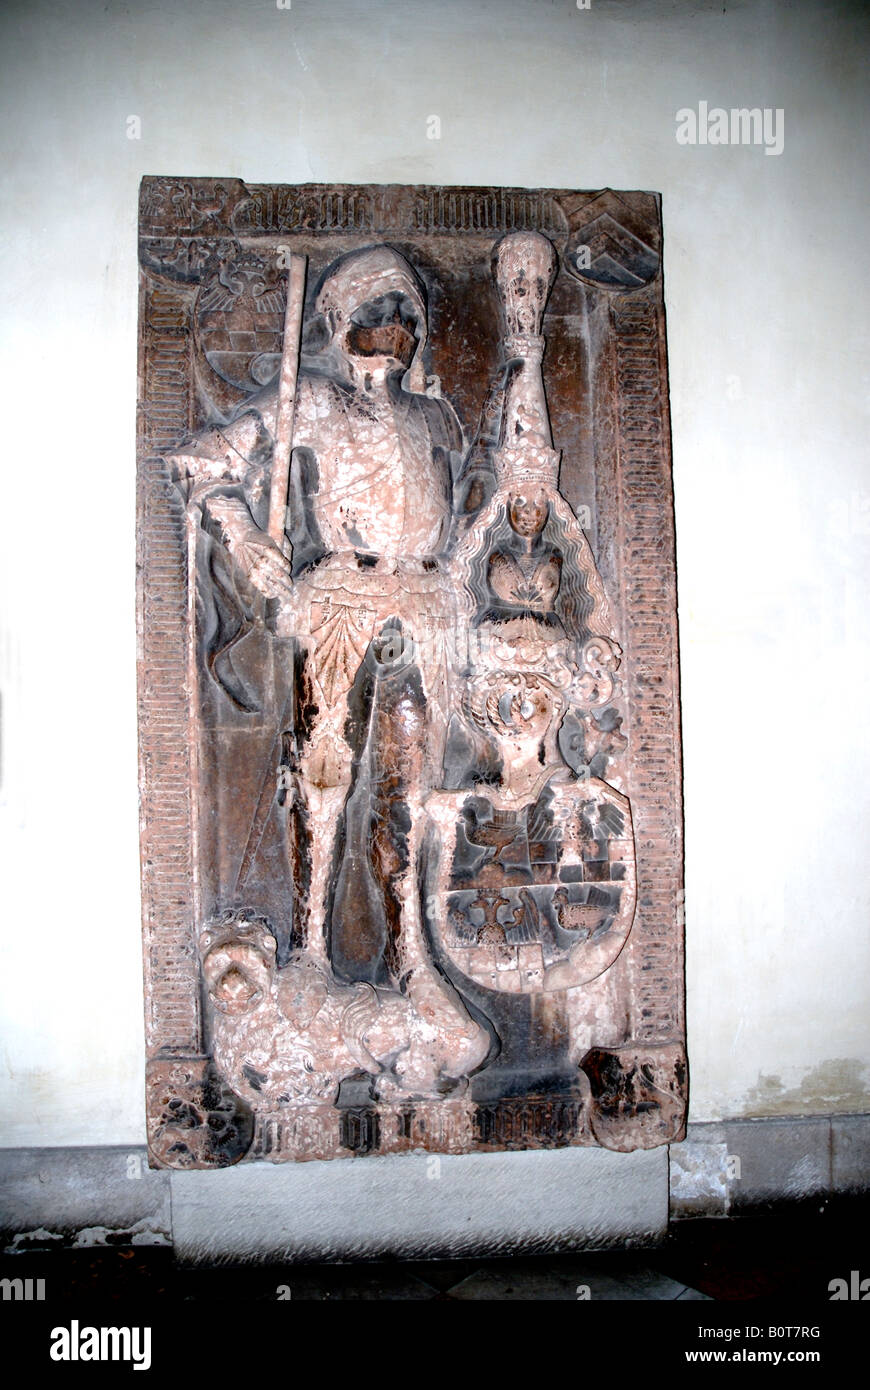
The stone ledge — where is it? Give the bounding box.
[670,1114,870,1218]
[0,1143,667,1261]
[0,1146,170,1252]
[7,1118,860,1258]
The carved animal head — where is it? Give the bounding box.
[199,911,276,1016]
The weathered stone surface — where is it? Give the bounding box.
[831,1114,870,1194]
[137,181,685,1165]
[170,1145,668,1263]
[669,1128,732,1217]
[0,1147,170,1252]
[668,1116,870,1216]
[724,1118,830,1211]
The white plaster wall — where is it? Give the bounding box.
[0,0,867,1146]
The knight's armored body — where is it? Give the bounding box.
[168,246,490,1100]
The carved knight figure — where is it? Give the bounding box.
[167,244,491,1106]
[145,220,670,1163]
[138,182,688,1168]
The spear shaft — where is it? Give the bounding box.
[267,253,308,551]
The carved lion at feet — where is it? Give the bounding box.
[199,913,490,1108]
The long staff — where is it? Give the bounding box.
[267,252,308,551]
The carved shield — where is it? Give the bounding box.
[194,248,286,403]
[425,777,636,995]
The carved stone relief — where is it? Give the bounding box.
[137,182,685,1166]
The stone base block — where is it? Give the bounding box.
[170,1144,668,1264]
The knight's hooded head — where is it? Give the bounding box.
[305,245,428,393]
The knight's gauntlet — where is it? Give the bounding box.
[201,493,263,569]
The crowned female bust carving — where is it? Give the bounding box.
[486,487,563,623]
